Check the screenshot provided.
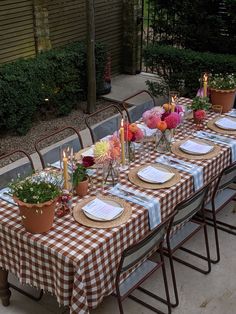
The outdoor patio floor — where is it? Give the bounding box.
[0,202,235,314]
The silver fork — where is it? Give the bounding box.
[116,187,149,203]
[162,156,193,170]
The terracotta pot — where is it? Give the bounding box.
[193,110,202,124]
[14,197,58,234]
[75,177,89,197]
[210,88,236,113]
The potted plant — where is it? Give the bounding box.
[9,173,62,234]
[73,157,94,196]
[188,96,211,123]
[209,73,236,113]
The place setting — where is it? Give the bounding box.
[73,195,132,228]
[128,163,181,189]
[171,137,221,160]
[207,116,236,135]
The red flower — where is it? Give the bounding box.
[194,109,206,120]
[82,156,95,167]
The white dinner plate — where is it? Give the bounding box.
[82,199,124,222]
[180,139,214,155]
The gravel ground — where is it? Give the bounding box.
[0,99,117,165]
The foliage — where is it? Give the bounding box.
[73,163,88,187]
[9,173,62,204]
[188,97,211,111]
[143,44,236,97]
[148,0,236,54]
[209,73,236,90]
[0,42,107,135]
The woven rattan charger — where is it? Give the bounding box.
[171,138,221,160]
[73,196,132,228]
[207,117,236,135]
[128,163,181,189]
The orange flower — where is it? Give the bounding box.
[129,123,138,133]
[163,103,172,112]
[157,120,167,132]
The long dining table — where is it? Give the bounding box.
[0,98,234,314]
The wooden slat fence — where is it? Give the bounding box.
[0,0,123,74]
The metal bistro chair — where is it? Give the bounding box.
[164,183,212,307]
[0,150,43,301]
[34,126,83,169]
[85,103,130,144]
[121,90,155,123]
[0,150,34,189]
[114,213,176,314]
[204,162,236,264]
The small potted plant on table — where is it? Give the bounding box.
[73,157,94,197]
[188,96,211,124]
[9,173,62,234]
[209,73,236,113]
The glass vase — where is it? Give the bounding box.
[103,160,120,186]
[127,142,135,163]
[155,130,172,153]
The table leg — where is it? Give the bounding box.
[0,268,11,306]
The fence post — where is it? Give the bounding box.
[33,0,51,53]
[123,0,142,74]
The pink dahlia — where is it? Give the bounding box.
[134,128,144,141]
[164,112,181,129]
[175,105,184,114]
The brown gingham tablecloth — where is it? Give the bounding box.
[0,98,234,313]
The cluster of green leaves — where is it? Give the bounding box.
[72,163,87,187]
[189,97,211,111]
[148,0,236,54]
[0,42,107,135]
[143,44,236,97]
[209,73,236,90]
[9,173,62,204]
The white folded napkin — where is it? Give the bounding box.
[226,110,236,118]
[0,187,16,205]
[195,131,236,162]
[156,156,204,191]
[138,165,174,183]
[109,183,161,230]
[180,140,213,154]
[82,198,123,220]
[137,124,156,137]
[81,147,94,157]
[215,117,236,130]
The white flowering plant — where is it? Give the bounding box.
[209,73,236,90]
[9,173,62,204]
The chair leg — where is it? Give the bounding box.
[167,225,211,275]
[160,248,172,314]
[195,213,221,264]
[9,284,43,301]
[167,251,179,307]
[116,294,124,314]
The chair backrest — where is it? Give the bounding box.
[215,161,236,192]
[121,90,155,123]
[85,104,129,143]
[34,126,83,169]
[0,150,35,189]
[118,213,174,275]
[171,183,210,227]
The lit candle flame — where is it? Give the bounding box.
[203,73,208,82]
[121,118,124,127]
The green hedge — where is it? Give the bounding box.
[0,42,107,135]
[143,44,236,98]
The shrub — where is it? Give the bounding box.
[0,42,107,135]
[143,44,236,98]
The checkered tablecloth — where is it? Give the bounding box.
[0,98,234,314]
